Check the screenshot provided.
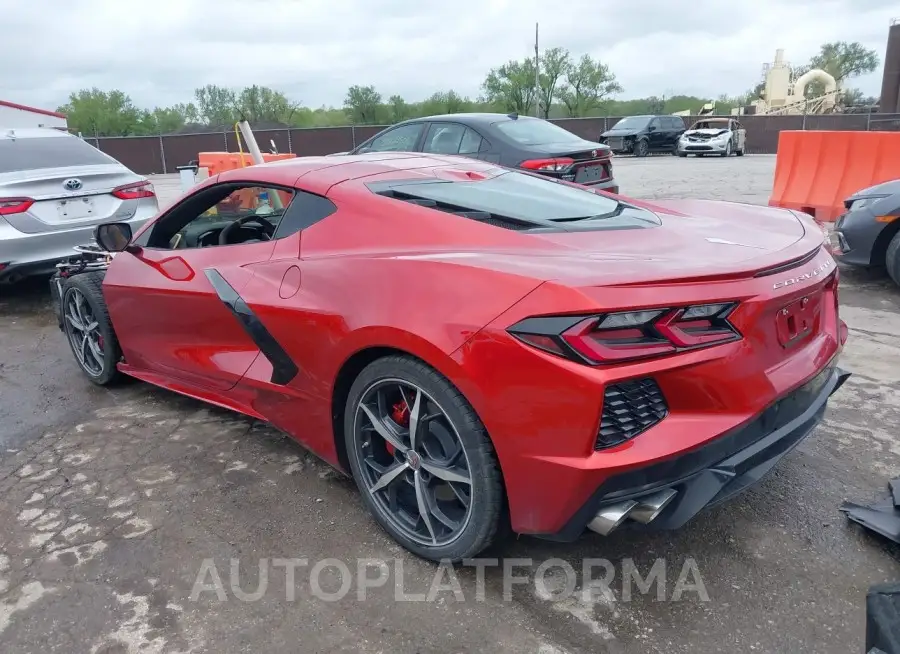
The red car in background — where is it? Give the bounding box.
[53,153,849,562]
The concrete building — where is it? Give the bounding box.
[0,100,67,129]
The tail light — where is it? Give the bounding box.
[112,181,155,200]
[0,197,34,216]
[519,157,574,172]
[508,302,741,365]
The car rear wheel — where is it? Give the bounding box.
[344,355,505,562]
[886,230,900,287]
[61,272,122,386]
[635,139,650,157]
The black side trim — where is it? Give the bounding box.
[204,269,299,385]
[753,247,820,278]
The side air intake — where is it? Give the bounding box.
[596,378,668,449]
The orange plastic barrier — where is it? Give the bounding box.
[197,152,296,212]
[769,131,900,222]
[197,151,295,177]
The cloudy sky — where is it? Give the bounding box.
[1,0,895,112]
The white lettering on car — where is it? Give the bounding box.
[772,258,834,290]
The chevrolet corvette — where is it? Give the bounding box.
[52,152,850,562]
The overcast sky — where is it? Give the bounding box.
[1,0,895,112]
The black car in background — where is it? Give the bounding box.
[346,113,618,193]
[832,178,900,287]
[600,115,686,157]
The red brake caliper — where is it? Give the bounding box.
[387,401,410,455]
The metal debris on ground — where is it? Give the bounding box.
[840,477,900,545]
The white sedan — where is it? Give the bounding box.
[676,118,746,157]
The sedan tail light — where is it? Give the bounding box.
[112,181,155,200]
[508,302,741,364]
[0,197,35,216]
[519,157,574,172]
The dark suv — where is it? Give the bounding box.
[600,115,686,157]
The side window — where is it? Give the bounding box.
[669,117,684,130]
[649,117,661,130]
[422,123,466,154]
[459,128,484,155]
[142,184,295,250]
[361,123,424,153]
[274,190,337,239]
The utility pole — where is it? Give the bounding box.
[534,22,541,117]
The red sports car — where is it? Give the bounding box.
[52,153,850,562]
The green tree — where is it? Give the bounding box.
[236,85,300,124]
[57,88,143,136]
[344,85,383,124]
[482,59,538,115]
[138,106,189,134]
[794,42,880,99]
[559,54,622,117]
[193,84,238,125]
[811,41,880,86]
[537,47,571,118]
[420,90,472,116]
[388,95,410,122]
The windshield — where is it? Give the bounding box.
[611,116,652,130]
[493,118,583,146]
[0,136,117,173]
[374,170,632,223]
[690,121,728,130]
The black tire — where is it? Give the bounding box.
[61,272,122,386]
[736,149,744,157]
[886,230,900,287]
[344,355,505,562]
[635,139,650,157]
[721,141,732,157]
[677,151,688,158]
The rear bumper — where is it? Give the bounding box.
[537,361,850,541]
[0,211,152,283]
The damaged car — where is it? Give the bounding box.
[677,117,746,157]
[52,153,849,562]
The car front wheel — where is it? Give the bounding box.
[344,355,505,562]
[61,272,122,386]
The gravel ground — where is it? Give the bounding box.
[1,155,898,654]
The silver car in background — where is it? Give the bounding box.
[0,128,158,284]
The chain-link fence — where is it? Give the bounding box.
[79,113,900,176]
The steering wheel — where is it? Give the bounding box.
[218,214,276,245]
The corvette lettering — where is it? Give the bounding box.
[772,258,834,290]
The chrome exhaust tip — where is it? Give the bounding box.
[587,500,638,536]
[629,488,678,525]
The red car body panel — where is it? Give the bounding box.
[101,153,847,536]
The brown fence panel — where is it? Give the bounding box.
[225,128,291,155]
[162,132,227,172]
[803,114,869,131]
[289,127,355,156]
[868,113,900,131]
[550,118,607,141]
[352,125,389,147]
[96,137,163,175]
[734,115,802,154]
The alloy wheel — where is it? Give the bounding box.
[64,288,105,377]
[353,379,473,547]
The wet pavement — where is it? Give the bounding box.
[1,156,899,653]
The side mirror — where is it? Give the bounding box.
[648,125,657,132]
[95,222,134,253]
